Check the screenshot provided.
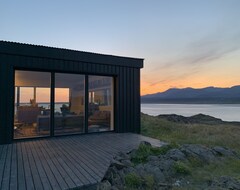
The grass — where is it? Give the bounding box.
[141,113,240,186]
[124,173,142,189]
[141,113,240,154]
[124,173,155,189]
[131,143,179,164]
[173,161,191,175]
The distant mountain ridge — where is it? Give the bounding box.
[141,85,240,104]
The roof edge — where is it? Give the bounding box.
[0,41,144,68]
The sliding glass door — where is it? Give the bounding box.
[14,70,114,139]
[14,71,51,139]
[54,73,85,135]
[88,76,114,132]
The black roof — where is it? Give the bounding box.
[0,41,143,68]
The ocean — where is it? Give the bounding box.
[141,104,240,122]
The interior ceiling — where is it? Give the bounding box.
[15,71,84,88]
[15,71,112,89]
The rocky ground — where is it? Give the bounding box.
[157,113,240,125]
[94,141,240,190]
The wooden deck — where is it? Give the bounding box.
[0,133,164,190]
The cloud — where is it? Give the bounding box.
[152,31,240,72]
[149,69,200,87]
[145,30,240,87]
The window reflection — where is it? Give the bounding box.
[88,76,114,132]
[54,73,85,135]
[14,71,51,139]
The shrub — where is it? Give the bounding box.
[131,142,179,164]
[144,175,155,189]
[174,161,191,175]
[125,173,142,188]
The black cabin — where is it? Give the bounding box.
[0,41,143,144]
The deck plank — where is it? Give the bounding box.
[21,141,36,190]
[16,142,26,190]
[0,145,8,190]
[0,133,164,190]
[33,141,60,189]
[1,144,12,190]
[48,138,96,185]
[9,143,17,190]
[42,138,85,188]
[59,137,105,180]
[28,141,52,190]
[38,140,67,189]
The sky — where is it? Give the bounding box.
[1,0,240,95]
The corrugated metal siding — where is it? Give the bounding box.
[0,41,143,68]
[0,53,142,144]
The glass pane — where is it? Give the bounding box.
[55,73,85,135]
[14,70,51,139]
[88,76,114,132]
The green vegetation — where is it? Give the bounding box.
[141,113,240,186]
[143,175,155,189]
[124,173,155,190]
[131,143,178,164]
[173,161,191,175]
[141,113,240,154]
[124,173,142,189]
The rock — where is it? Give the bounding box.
[123,166,136,174]
[104,166,118,183]
[147,155,159,162]
[114,152,130,161]
[144,163,166,183]
[111,160,127,170]
[129,149,138,158]
[97,180,111,190]
[139,141,152,147]
[165,149,186,161]
[210,176,240,189]
[180,144,216,162]
[120,159,132,167]
[158,159,175,178]
[111,173,122,187]
[134,164,146,178]
[212,146,237,157]
[110,186,119,190]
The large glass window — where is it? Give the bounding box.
[14,71,51,139]
[54,73,85,135]
[14,71,114,139]
[88,76,114,132]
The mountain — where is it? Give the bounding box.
[141,85,240,104]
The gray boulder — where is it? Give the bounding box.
[139,141,152,147]
[180,144,216,162]
[165,148,186,161]
[97,180,111,190]
[147,155,159,162]
[212,146,238,158]
[210,176,240,190]
[111,160,127,170]
[144,163,166,183]
[158,159,175,178]
[114,152,130,161]
[120,159,132,167]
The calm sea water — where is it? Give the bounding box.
[141,104,240,122]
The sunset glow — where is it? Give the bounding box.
[2,0,240,97]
